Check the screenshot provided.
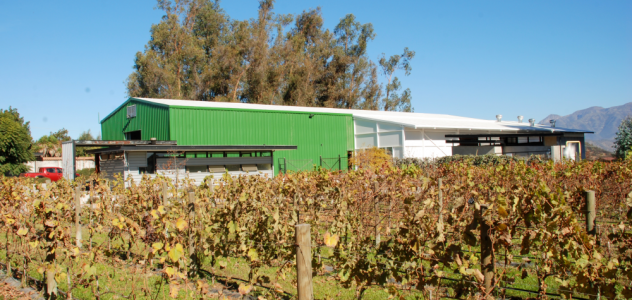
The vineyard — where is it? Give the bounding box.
[1,159,632,300]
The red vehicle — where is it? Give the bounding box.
[21,167,66,181]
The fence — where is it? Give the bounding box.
[279,158,313,173]
[319,155,342,171]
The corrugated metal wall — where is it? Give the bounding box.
[168,107,354,175]
[100,100,170,140]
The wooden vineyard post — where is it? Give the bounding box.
[437,178,444,240]
[374,182,380,247]
[187,191,198,277]
[295,224,313,300]
[294,195,300,223]
[45,200,58,299]
[210,178,216,208]
[162,182,168,206]
[585,190,596,235]
[479,204,494,299]
[75,186,82,248]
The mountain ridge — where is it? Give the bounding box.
[539,102,632,151]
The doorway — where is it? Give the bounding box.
[125,130,141,140]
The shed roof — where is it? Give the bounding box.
[108,97,591,134]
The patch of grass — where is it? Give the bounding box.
[0,229,597,300]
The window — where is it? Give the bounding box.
[242,164,258,172]
[47,168,56,173]
[127,105,137,118]
[139,167,147,174]
[156,152,184,158]
[209,165,225,173]
[210,152,224,158]
[257,164,272,171]
[56,168,63,173]
[186,165,207,173]
[186,152,207,158]
[226,165,240,172]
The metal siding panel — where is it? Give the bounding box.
[100,100,170,141]
[169,107,353,176]
[61,142,75,181]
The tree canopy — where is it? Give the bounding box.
[76,129,101,157]
[127,0,416,112]
[33,128,71,158]
[0,107,34,175]
[614,117,632,160]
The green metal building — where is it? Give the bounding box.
[100,98,355,175]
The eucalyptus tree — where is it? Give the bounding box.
[127,0,207,99]
[332,14,376,109]
[127,0,417,112]
[379,47,415,112]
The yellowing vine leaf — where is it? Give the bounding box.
[247,248,259,262]
[17,228,28,236]
[238,283,252,295]
[176,218,188,231]
[324,232,339,247]
[228,221,235,234]
[169,243,184,262]
[465,268,484,283]
[152,242,164,252]
[498,206,509,217]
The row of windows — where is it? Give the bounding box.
[156,151,272,159]
[140,164,272,174]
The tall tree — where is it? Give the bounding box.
[332,14,376,109]
[0,107,34,175]
[614,117,632,160]
[127,0,417,112]
[282,7,332,107]
[379,47,415,112]
[127,0,206,99]
[76,130,96,157]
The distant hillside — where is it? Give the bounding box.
[539,102,632,151]
[585,142,614,160]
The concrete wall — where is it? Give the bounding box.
[121,151,274,186]
[25,157,95,172]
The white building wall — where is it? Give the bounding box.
[354,117,460,160]
[403,129,455,159]
[25,158,95,172]
[354,118,405,158]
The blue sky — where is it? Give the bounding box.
[1,0,630,140]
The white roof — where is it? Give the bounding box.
[131,97,590,133]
